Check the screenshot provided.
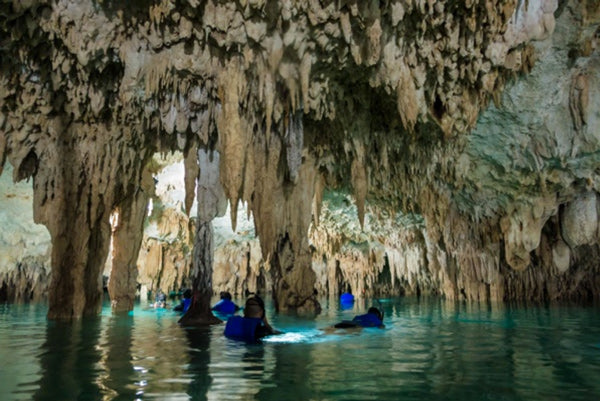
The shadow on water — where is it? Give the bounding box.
[34,318,103,401]
[184,326,212,401]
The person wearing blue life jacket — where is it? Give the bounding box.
[340,292,355,310]
[211,291,240,314]
[152,288,167,308]
[224,295,282,342]
[174,289,192,313]
[334,306,385,329]
[340,292,355,304]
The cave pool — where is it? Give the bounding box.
[1,296,599,401]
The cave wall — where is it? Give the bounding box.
[1,0,599,317]
[431,1,600,301]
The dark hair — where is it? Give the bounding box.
[183,289,192,298]
[245,294,265,310]
[368,307,383,321]
[220,291,232,300]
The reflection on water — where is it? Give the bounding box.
[34,317,103,400]
[1,297,600,400]
[100,314,137,400]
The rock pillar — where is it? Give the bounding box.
[46,188,111,320]
[30,122,147,320]
[179,148,226,325]
[250,131,321,314]
[108,168,153,313]
[271,233,321,313]
[179,220,221,325]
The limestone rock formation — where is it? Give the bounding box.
[0,164,51,301]
[134,156,195,299]
[310,192,428,298]
[1,0,599,319]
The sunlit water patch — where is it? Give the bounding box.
[1,296,600,400]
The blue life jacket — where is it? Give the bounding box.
[212,299,239,314]
[352,312,383,327]
[224,316,263,342]
[182,298,191,313]
[340,293,355,304]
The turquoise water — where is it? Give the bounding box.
[1,296,599,401]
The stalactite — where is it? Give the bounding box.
[216,60,248,232]
[569,71,589,133]
[312,174,325,227]
[0,261,49,303]
[0,130,6,177]
[284,108,304,183]
[351,142,368,229]
[395,61,420,132]
[184,143,199,216]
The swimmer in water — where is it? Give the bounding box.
[211,291,241,314]
[152,289,167,308]
[224,294,282,342]
[322,306,385,334]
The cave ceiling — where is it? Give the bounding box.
[0,0,599,270]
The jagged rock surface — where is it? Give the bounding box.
[0,163,50,301]
[0,0,599,317]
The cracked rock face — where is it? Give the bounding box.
[1,0,599,318]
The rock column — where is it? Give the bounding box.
[250,132,321,314]
[32,122,147,320]
[108,168,153,313]
[179,148,226,325]
[44,153,112,319]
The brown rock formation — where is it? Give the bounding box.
[1,0,599,319]
[179,148,224,324]
[107,166,153,312]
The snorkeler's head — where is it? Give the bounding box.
[244,295,265,318]
[368,307,383,321]
[220,291,232,300]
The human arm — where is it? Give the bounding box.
[262,316,282,335]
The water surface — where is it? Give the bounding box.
[1,297,599,400]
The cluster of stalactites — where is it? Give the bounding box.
[131,0,546,139]
[0,0,559,268]
[125,0,552,235]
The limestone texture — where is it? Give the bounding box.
[0,163,50,301]
[0,0,599,318]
